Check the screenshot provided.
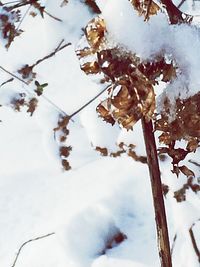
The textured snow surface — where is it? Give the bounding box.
[0,1,199,267]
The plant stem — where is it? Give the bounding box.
[189,226,200,263]
[141,117,172,267]
[11,232,55,267]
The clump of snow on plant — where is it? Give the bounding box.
[102,0,200,104]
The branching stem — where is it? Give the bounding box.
[30,40,71,69]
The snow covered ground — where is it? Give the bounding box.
[0,1,199,267]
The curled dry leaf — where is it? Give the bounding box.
[186,138,199,152]
[81,61,100,74]
[96,101,115,125]
[85,17,106,50]
[95,146,108,156]
[174,176,200,202]
[130,0,160,19]
[179,165,195,178]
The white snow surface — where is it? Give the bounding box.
[0,1,199,267]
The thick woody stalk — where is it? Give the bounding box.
[141,117,172,267]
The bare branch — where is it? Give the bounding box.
[11,232,55,267]
[171,233,177,255]
[3,0,62,22]
[31,40,71,69]
[0,65,111,119]
[1,1,21,6]
[0,77,14,87]
[16,5,31,30]
[189,223,200,263]
[0,66,27,85]
[189,159,200,168]
[69,85,110,119]
[44,10,62,22]
[177,0,186,8]
[0,65,68,116]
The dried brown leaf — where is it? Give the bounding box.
[27,98,38,116]
[85,17,106,49]
[60,146,72,157]
[95,146,108,156]
[179,165,195,177]
[62,159,71,171]
[162,63,176,82]
[81,61,100,74]
[186,139,199,152]
[96,103,115,125]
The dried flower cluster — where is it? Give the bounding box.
[0,6,22,48]
[11,93,38,116]
[77,1,200,187]
[77,15,176,130]
[54,115,72,171]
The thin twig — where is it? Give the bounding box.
[31,41,71,68]
[4,0,63,22]
[189,223,200,263]
[0,38,110,119]
[0,65,111,119]
[0,40,71,115]
[171,233,177,256]
[69,85,110,118]
[11,232,55,267]
[44,10,62,22]
[0,66,27,85]
[189,228,200,262]
[1,0,20,5]
[16,5,31,30]
[0,65,68,116]
[189,159,200,168]
[6,1,30,10]
[177,0,186,8]
[0,77,14,87]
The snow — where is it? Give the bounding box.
[0,1,199,267]
[102,0,200,105]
